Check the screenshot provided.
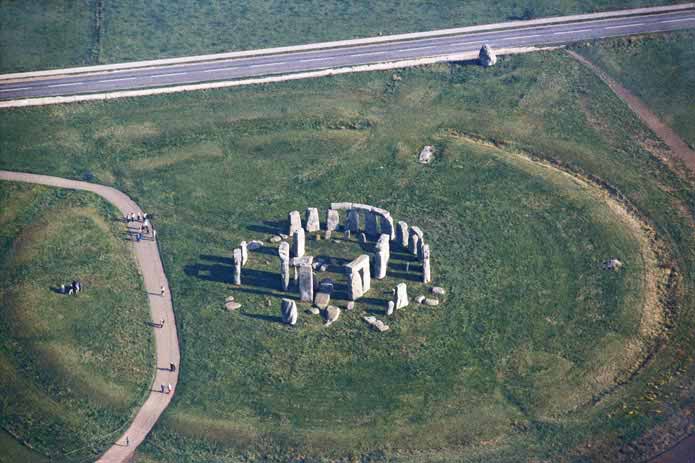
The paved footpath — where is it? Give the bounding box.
[0,170,179,462]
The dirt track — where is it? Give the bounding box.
[0,170,179,463]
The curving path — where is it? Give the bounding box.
[0,170,179,462]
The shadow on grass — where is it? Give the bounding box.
[240,311,283,324]
[246,219,285,236]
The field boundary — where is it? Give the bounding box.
[0,170,180,463]
[0,3,691,82]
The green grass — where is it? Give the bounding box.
[575,30,695,149]
[0,0,677,73]
[2,48,695,462]
[0,182,154,462]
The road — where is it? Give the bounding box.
[0,7,693,101]
[0,170,180,463]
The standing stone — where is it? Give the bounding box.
[345,255,371,301]
[422,244,431,284]
[418,238,426,260]
[359,232,367,243]
[305,207,320,233]
[240,241,248,266]
[374,234,390,280]
[346,209,360,233]
[288,210,302,236]
[365,212,378,238]
[409,226,423,255]
[280,258,290,291]
[397,221,409,249]
[292,228,305,258]
[281,298,298,325]
[380,213,395,240]
[386,301,395,316]
[394,283,409,310]
[232,248,242,285]
[299,264,314,302]
[326,209,339,233]
[479,44,497,67]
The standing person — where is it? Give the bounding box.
[125,436,129,447]
[160,318,165,327]
[160,384,165,393]
[170,362,176,372]
[137,212,142,222]
[167,383,172,394]
[160,286,165,297]
[143,212,148,220]
[60,284,66,294]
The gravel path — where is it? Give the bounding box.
[0,170,179,462]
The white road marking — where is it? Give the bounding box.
[202,67,239,72]
[451,41,482,46]
[150,72,188,78]
[605,23,645,29]
[553,28,593,34]
[499,34,542,40]
[97,77,136,83]
[299,57,332,63]
[47,82,84,88]
[348,51,387,57]
[398,45,435,52]
[660,17,695,23]
[248,62,287,68]
[0,87,31,92]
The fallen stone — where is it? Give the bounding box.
[325,305,341,326]
[280,233,289,239]
[281,298,298,325]
[424,298,439,306]
[314,292,331,310]
[347,301,355,310]
[270,235,282,243]
[418,145,435,164]
[415,295,426,304]
[307,307,320,315]
[225,301,241,311]
[432,286,446,296]
[363,316,389,332]
[320,264,328,272]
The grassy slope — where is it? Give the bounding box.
[1,49,694,462]
[0,182,153,462]
[575,30,695,149]
[0,0,674,72]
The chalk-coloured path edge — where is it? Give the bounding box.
[0,170,179,463]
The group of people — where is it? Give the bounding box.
[60,280,82,295]
[125,211,156,242]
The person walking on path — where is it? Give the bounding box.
[125,436,129,447]
[160,384,165,394]
[160,286,165,297]
[160,318,165,328]
[167,384,172,394]
[170,362,176,372]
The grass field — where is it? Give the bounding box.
[0,182,153,462]
[2,46,695,461]
[575,30,695,149]
[0,0,677,73]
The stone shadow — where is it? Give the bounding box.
[200,254,233,265]
[184,262,232,284]
[240,311,283,324]
[246,219,285,235]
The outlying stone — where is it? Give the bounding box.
[281,298,298,325]
[225,296,241,311]
[479,44,497,67]
[288,210,302,236]
[603,258,623,271]
[305,207,320,233]
[363,316,390,332]
[418,145,435,164]
[325,305,341,326]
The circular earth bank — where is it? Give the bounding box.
[169,138,661,461]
